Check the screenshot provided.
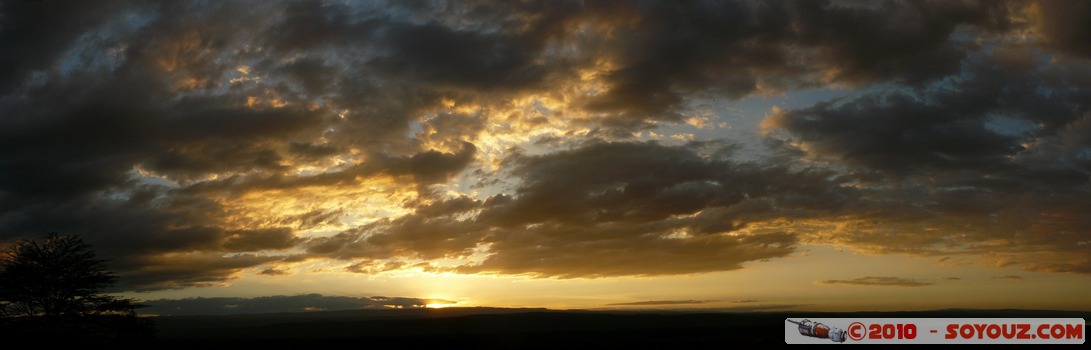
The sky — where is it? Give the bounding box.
[2,0,1090,314]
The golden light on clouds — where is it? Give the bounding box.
[217,180,416,236]
[1,0,1089,313]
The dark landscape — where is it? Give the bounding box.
[150,308,1089,348]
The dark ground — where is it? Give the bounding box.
[147,308,1088,348]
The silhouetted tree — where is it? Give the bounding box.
[0,233,154,343]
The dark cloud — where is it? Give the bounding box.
[761,46,1091,272]
[787,0,1014,85]
[145,142,287,179]
[260,1,375,53]
[765,46,1091,176]
[486,142,735,226]
[990,275,1024,280]
[176,141,477,196]
[141,294,456,315]
[453,224,795,278]
[287,141,341,159]
[222,228,298,252]
[567,0,1021,122]
[368,22,549,91]
[765,93,1023,173]
[580,1,798,121]
[309,141,850,277]
[116,253,281,291]
[487,141,852,229]
[397,141,478,184]
[0,0,134,91]
[0,191,298,291]
[251,0,1032,126]
[1033,0,1091,58]
[275,58,341,96]
[816,276,934,287]
[0,77,157,199]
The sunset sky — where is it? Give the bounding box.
[2,0,1090,313]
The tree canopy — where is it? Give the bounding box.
[0,233,153,342]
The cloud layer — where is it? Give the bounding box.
[0,0,1088,291]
